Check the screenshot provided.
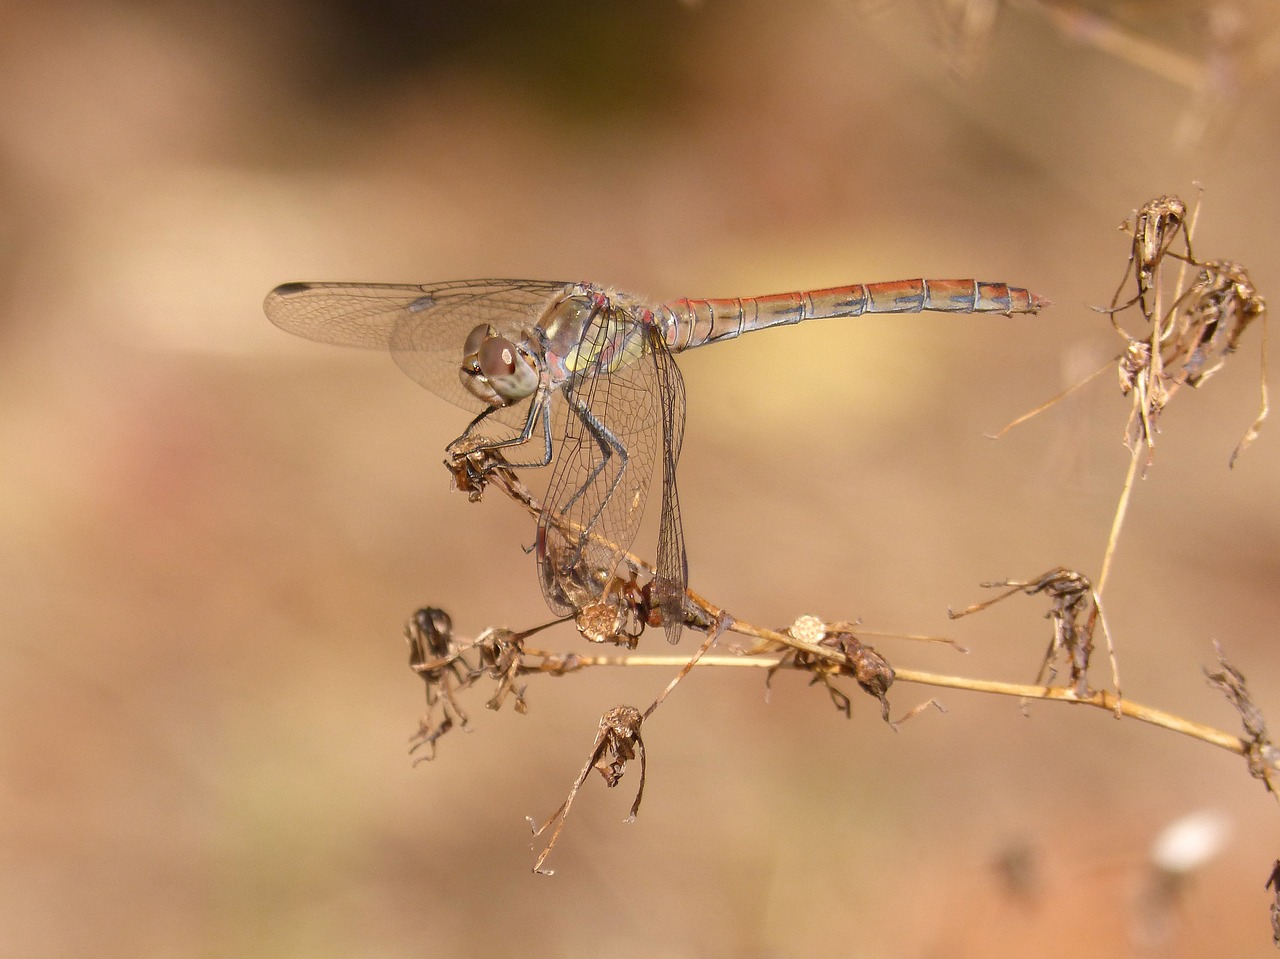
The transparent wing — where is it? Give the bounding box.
[536,310,687,641]
[263,279,573,425]
[652,333,688,643]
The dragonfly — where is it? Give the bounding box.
[265,277,1048,644]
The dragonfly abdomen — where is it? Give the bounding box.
[660,278,1047,352]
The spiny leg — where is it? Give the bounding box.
[449,389,554,471]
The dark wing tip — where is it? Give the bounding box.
[263,281,313,318]
[269,281,312,298]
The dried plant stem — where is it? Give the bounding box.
[552,653,1248,756]
[1096,442,1141,594]
[897,669,1243,753]
[530,624,1251,759]
[1233,311,1270,467]
[1027,1,1203,89]
[642,612,729,720]
[987,358,1111,440]
[519,652,779,669]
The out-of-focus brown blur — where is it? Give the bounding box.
[4,0,1280,955]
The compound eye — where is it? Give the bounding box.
[463,324,493,357]
[477,336,518,378]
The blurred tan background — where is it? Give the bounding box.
[3,0,1280,955]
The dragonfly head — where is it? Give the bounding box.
[459,324,540,407]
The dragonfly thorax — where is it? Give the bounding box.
[541,288,649,377]
[459,323,540,408]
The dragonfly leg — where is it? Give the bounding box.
[557,387,628,564]
[448,389,553,470]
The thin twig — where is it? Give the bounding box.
[522,628,1252,758]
